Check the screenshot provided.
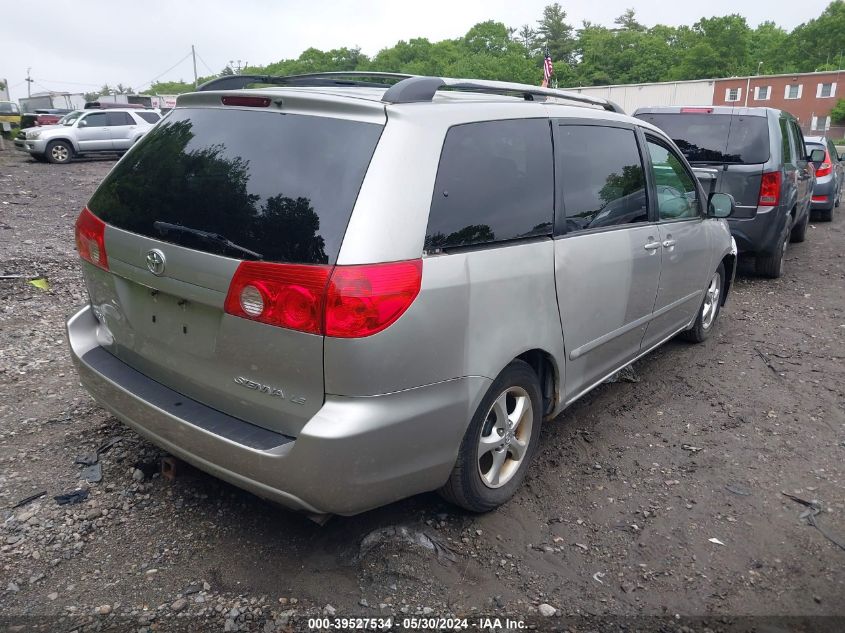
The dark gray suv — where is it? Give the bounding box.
[634,106,819,278]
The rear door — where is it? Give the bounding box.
[106,111,138,150]
[641,134,712,348]
[76,112,111,150]
[830,138,845,196]
[789,120,813,213]
[553,121,661,403]
[83,105,384,436]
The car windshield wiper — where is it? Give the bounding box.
[153,221,263,260]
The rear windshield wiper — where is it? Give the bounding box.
[153,221,263,260]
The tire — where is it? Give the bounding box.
[681,263,725,343]
[755,220,789,278]
[817,206,833,222]
[439,360,542,512]
[45,140,72,164]
[790,210,809,242]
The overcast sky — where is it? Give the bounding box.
[0,0,833,100]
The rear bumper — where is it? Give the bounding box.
[67,305,489,515]
[811,177,837,210]
[727,206,786,255]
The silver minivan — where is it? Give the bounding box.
[67,73,737,516]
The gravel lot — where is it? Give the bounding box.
[1,149,844,632]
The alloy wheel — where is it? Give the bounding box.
[477,386,533,489]
[701,272,721,330]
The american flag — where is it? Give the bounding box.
[542,47,554,87]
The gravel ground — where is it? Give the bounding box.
[1,149,844,632]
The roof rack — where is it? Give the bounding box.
[197,72,414,92]
[382,76,624,113]
[195,72,624,114]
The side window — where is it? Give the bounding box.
[80,113,107,127]
[779,118,793,164]
[136,112,160,124]
[645,139,700,221]
[425,119,553,252]
[556,125,647,233]
[107,112,134,126]
[791,121,807,160]
[828,140,840,162]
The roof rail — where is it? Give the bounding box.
[381,76,625,113]
[197,72,414,92]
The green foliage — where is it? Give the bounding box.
[831,98,845,124]
[103,1,845,95]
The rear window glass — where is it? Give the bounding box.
[636,113,770,164]
[425,119,553,252]
[87,108,383,265]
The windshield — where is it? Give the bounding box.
[62,111,83,126]
[0,102,19,114]
[637,113,770,164]
[87,107,383,265]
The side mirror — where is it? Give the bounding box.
[708,192,735,218]
[808,148,825,164]
[78,120,88,127]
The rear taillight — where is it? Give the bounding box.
[815,150,832,177]
[758,172,781,207]
[812,195,828,202]
[325,260,423,338]
[224,261,331,334]
[74,207,108,270]
[223,259,423,338]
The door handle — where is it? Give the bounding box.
[644,241,660,251]
[662,239,676,248]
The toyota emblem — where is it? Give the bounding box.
[146,249,166,276]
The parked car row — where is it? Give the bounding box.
[15,107,162,163]
[634,105,838,278]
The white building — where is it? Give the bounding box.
[564,79,716,114]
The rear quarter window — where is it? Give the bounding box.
[136,112,160,124]
[424,119,553,252]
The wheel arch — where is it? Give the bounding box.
[45,137,78,154]
[720,253,736,306]
[514,348,560,418]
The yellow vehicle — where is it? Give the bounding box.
[0,101,21,134]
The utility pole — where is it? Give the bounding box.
[25,67,33,97]
[191,45,198,88]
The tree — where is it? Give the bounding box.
[787,1,845,72]
[831,98,845,125]
[614,9,644,31]
[517,24,538,57]
[537,3,575,65]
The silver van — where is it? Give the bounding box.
[67,73,737,516]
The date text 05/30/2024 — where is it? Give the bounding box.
[306,617,527,630]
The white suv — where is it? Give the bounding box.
[20,108,161,163]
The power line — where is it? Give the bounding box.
[195,49,217,77]
[135,51,194,89]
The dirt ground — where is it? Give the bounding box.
[0,148,843,632]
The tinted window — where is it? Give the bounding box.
[636,113,770,164]
[107,112,134,126]
[425,119,553,251]
[828,140,839,162]
[557,125,647,233]
[81,113,108,127]
[0,102,19,114]
[790,122,806,160]
[87,108,383,265]
[779,118,793,163]
[136,112,160,124]
[646,139,699,220]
